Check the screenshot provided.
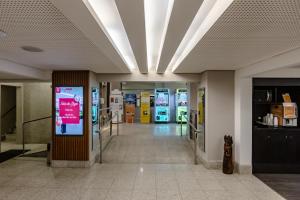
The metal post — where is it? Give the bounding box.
[99,131,102,163]
[110,111,112,136]
[194,131,198,165]
[180,113,183,136]
[117,111,119,136]
[22,123,25,153]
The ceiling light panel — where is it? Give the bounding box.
[84,0,138,71]
[144,0,174,71]
[168,0,234,72]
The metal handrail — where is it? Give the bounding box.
[180,113,200,164]
[22,115,52,153]
[23,116,52,124]
[99,107,111,112]
[1,106,16,118]
[98,110,120,164]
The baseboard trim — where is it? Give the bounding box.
[235,163,252,174]
[51,160,92,168]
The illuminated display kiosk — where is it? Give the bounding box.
[176,88,188,123]
[140,92,151,123]
[155,88,170,122]
[110,89,123,123]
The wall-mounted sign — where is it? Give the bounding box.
[55,87,84,136]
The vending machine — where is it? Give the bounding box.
[140,92,151,123]
[110,89,123,123]
[155,88,170,122]
[176,88,188,122]
[124,94,136,123]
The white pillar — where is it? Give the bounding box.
[234,74,252,173]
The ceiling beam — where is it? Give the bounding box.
[236,47,300,78]
[116,0,147,73]
[157,0,203,73]
[96,71,202,82]
[0,59,50,80]
[49,0,131,73]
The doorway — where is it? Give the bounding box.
[0,85,17,152]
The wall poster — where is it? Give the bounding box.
[197,88,205,152]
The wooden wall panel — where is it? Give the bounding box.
[52,71,89,161]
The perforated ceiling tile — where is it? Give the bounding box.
[0,0,119,73]
[177,0,300,72]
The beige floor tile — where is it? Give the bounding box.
[106,189,133,200]
[131,189,156,200]
[0,124,285,200]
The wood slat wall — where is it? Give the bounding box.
[52,71,89,161]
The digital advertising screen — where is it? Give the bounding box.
[92,88,99,125]
[55,86,84,136]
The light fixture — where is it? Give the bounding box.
[21,46,43,52]
[144,0,174,71]
[168,0,234,72]
[0,30,7,38]
[83,0,138,71]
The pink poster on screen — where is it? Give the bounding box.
[59,98,80,124]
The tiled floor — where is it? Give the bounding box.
[0,123,285,200]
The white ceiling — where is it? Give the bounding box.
[0,0,123,73]
[0,0,300,77]
[175,0,300,73]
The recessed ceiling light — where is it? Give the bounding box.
[0,30,7,38]
[168,0,234,72]
[83,0,138,71]
[21,46,43,52]
[144,0,174,71]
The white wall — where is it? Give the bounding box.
[22,82,52,144]
[197,71,234,168]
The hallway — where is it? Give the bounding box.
[103,123,192,164]
[0,123,284,200]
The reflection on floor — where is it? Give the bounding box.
[255,174,300,200]
[103,123,191,164]
[0,123,285,200]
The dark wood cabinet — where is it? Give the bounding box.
[253,128,300,173]
[252,78,300,173]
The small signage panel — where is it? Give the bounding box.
[55,86,84,136]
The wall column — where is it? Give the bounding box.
[234,74,252,173]
[51,71,91,167]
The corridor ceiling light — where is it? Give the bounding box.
[144,0,174,71]
[168,0,234,72]
[84,0,138,71]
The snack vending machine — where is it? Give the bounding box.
[154,88,170,122]
[110,89,123,123]
[176,88,188,122]
[140,92,151,123]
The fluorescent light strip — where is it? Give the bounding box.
[84,0,138,70]
[168,0,234,72]
[144,0,174,71]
